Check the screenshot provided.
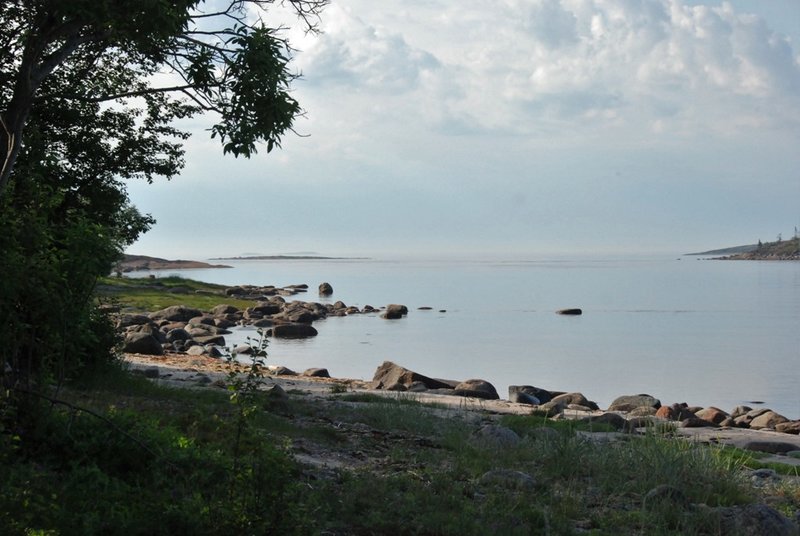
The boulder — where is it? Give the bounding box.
[473,425,520,447]
[509,391,541,405]
[741,441,799,455]
[695,406,729,425]
[193,334,226,346]
[165,328,190,344]
[584,412,627,431]
[775,421,800,435]
[271,323,318,339]
[715,503,797,536]
[302,368,330,378]
[116,314,152,329]
[149,305,204,322]
[680,417,718,428]
[381,304,408,319]
[556,308,582,315]
[212,304,239,316]
[550,392,598,411]
[749,411,789,430]
[608,394,661,412]
[453,379,499,400]
[730,405,753,418]
[123,332,163,355]
[509,385,553,404]
[370,361,454,391]
[318,282,333,295]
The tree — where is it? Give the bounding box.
[0,0,328,197]
[0,0,327,384]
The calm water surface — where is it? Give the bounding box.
[137,256,800,418]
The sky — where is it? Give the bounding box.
[125,0,800,260]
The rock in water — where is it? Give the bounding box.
[556,308,582,315]
[318,282,333,295]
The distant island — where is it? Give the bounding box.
[211,255,370,260]
[688,236,799,260]
[117,254,232,272]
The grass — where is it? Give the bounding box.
[95,275,255,312]
[3,363,798,535]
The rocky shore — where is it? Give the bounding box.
[116,280,800,463]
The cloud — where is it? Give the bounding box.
[291,0,800,140]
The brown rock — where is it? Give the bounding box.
[453,379,499,400]
[695,406,729,425]
[775,421,800,435]
[370,361,453,391]
[749,411,789,430]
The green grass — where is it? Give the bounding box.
[95,275,254,312]
[3,364,797,535]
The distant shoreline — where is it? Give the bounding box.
[211,255,371,261]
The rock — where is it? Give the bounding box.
[193,334,226,346]
[271,323,318,339]
[186,345,207,356]
[232,344,253,355]
[478,469,535,490]
[264,384,288,401]
[269,366,297,376]
[381,304,408,319]
[509,391,540,405]
[165,328,190,343]
[741,441,799,454]
[695,406,729,425]
[584,413,628,431]
[556,308,582,315]
[775,421,800,435]
[302,368,330,378]
[628,406,658,417]
[608,394,661,412]
[251,318,274,328]
[116,314,152,328]
[715,503,797,536]
[149,305,204,322]
[318,282,333,295]
[205,345,224,358]
[680,417,718,428]
[212,304,239,316]
[509,385,553,404]
[370,361,454,391]
[550,392,598,411]
[123,332,164,355]
[655,405,677,420]
[453,379,499,400]
[746,408,772,420]
[730,405,753,418]
[750,411,789,430]
[143,367,160,379]
[473,425,521,447]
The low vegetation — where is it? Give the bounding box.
[2,361,798,535]
[95,275,254,312]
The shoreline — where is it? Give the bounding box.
[123,352,800,464]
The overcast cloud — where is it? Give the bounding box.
[127,0,800,259]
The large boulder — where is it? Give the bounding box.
[715,503,797,536]
[370,361,454,391]
[749,411,789,430]
[271,323,318,339]
[453,379,499,400]
[149,305,204,322]
[212,304,239,316]
[123,332,164,355]
[509,385,553,404]
[695,407,729,425]
[608,394,661,412]
[381,304,408,319]
[318,282,333,295]
[550,392,598,411]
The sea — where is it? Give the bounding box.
[133,255,800,419]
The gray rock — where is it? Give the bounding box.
[123,332,164,355]
[302,368,330,378]
[149,305,204,322]
[381,304,408,319]
[193,334,226,346]
[212,304,239,316]
[715,503,797,536]
[143,367,160,379]
[318,282,333,295]
[271,323,318,339]
[473,425,521,447]
[116,314,152,328]
[186,345,207,356]
[608,394,661,412]
[370,361,454,391]
[680,417,719,428]
[509,385,553,404]
[509,391,540,405]
[550,392,598,410]
[269,366,297,376]
[165,328,190,343]
[453,379,499,400]
[556,308,582,315]
[584,413,627,431]
[741,441,799,454]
